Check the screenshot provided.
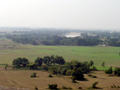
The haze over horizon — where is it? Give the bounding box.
[0,0,120,31]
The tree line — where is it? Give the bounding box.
[12,55,95,81]
[12,55,65,68]
[6,30,120,46]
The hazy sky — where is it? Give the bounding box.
[0,0,120,30]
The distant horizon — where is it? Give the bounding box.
[0,26,120,32]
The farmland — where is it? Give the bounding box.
[0,39,120,90]
[0,39,120,66]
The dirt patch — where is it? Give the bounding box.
[0,70,120,90]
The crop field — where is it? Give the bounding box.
[0,39,120,66]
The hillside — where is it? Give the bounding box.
[0,39,24,50]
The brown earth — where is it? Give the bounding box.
[0,69,120,90]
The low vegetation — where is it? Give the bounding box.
[91,81,99,89]
[105,66,113,74]
[30,72,37,78]
[12,56,94,82]
[48,84,58,90]
[114,67,120,76]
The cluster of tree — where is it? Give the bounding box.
[12,55,65,69]
[7,34,102,46]
[48,61,94,81]
[107,38,120,46]
[1,29,120,46]
[12,57,29,68]
[12,56,94,81]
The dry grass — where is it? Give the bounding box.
[0,68,120,90]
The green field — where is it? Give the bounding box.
[0,39,120,66]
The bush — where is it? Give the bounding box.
[66,70,73,76]
[31,72,37,78]
[34,86,38,90]
[72,78,77,83]
[114,67,120,76]
[91,81,98,89]
[91,66,97,71]
[60,68,67,75]
[89,60,94,66]
[105,66,113,74]
[72,68,85,81]
[29,64,38,70]
[48,84,58,90]
[48,74,53,78]
[41,65,48,71]
[88,74,97,78]
[49,66,58,75]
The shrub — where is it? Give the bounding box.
[66,70,73,76]
[49,66,58,74]
[105,66,113,74]
[31,72,37,78]
[48,84,58,90]
[88,74,97,78]
[48,74,53,78]
[114,67,120,76]
[29,64,38,70]
[89,60,94,66]
[41,65,48,71]
[72,68,85,81]
[34,86,38,90]
[78,87,82,89]
[91,66,97,71]
[72,78,77,83]
[91,81,98,89]
[60,68,67,75]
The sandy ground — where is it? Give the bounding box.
[0,69,120,90]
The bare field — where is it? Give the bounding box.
[0,69,120,90]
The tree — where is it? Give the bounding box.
[72,68,84,81]
[55,56,65,65]
[43,56,52,65]
[89,60,94,66]
[35,57,43,66]
[12,57,29,68]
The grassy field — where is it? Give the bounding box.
[0,39,120,66]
